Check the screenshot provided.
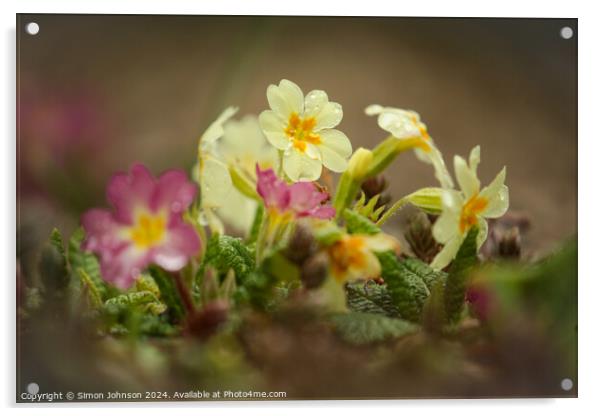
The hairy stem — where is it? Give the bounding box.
[376,196,409,226]
[173,271,196,316]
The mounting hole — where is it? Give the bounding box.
[25,22,40,36]
[26,382,39,394]
[561,378,573,391]
[560,26,573,40]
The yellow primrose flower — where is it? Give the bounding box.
[430,146,509,270]
[196,107,239,233]
[259,79,352,182]
[327,233,400,282]
[216,115,279,233]
[365,104,453,189]
[197,109,279,234]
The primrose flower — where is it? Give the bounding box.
[81,164,201,289]
[256,165,335,219]
[259,79,352,182]
[327,233,400,282]
[216,115,279,233]
[365,105,453,189]
[196,107,239,233]
[430,146,509,270]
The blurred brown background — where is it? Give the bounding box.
[17,15,577,256]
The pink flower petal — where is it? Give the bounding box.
[152,221,201,271]
[310,205,336,219]
[107,163,155,224]
[256,165,290,211]
[81,208,125,252]
[152,169,197,215]
[289,182,329,215]
[255,164,335,219]
[99,245,150,289]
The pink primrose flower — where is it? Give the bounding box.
[81,163,200,288]
[255,165,335,219]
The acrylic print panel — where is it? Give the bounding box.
[16,14,577,402]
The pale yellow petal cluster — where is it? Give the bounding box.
[259,79,352,182]
[430,146,509,270]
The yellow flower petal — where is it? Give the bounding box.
[364,233,401,253]
[200,155,233,208]
[430,233,464,271]
[199,106,238,150]
[259,110,289,150]
[479,167,509,218]
[454,154,481,197]
[283,147,323,181]
[267,79,304,119]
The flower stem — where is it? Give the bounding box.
[173,271,195,316]
[376,196,409,226]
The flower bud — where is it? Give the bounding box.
[301,252,329,289]
[347,147,373,180]
[285,222,317,265]
[406,187,444,214]
[186,299,229,340]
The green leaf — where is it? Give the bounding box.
[135,274,162,299]
[331,312,419,345]
[353,193,385,222]
[39,229,70,293]
[49,228,66,260]
[77,268,103,309]
[247,204,264,245]
[201,234,255,283]
[234,269,274,310]
[343,208,380,235]
[67,227,109,300]
[149,266,185,322]
[444,226,479,324]
[345,281,401,318]
[376,252,430,322]
[401,257,447,291]
[104,290,166,315]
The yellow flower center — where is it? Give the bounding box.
[328,236,367,281]
[130,211,167,249]
[459,194,488,233]
[284,113,321,152]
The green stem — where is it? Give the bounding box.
[255,212,270,263]
[173,271,196,316]
[376,196,410,227]
[332,172,359,219]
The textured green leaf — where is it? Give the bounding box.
[49,228,66,260]
[401,257,447,291]
[202,234,255,282]
[345,281,401,318]
[77,268,103,309]
[343,208,380,235]
[377,252,430,322]
[67,227,109,300]
[39,229,70,293]
[104,290,166,315]
[331,312,419,345]
[444,226,479,324]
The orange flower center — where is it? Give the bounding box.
[410,114,432,152]
[284,113,321,152]
[328,236,366,281]
[459,194,488,233]
[130,212,166,249]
